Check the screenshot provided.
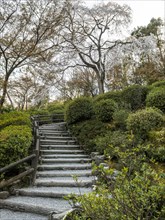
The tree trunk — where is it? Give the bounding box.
[6,91,14,109]
[0,76,9,111]
[98,78,104,94]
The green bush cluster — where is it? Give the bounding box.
[69,119,109,153]
[149,80,165,89]
[113,109,130,130]
[65,81,165,220]
[146,87,165,112]
[122,85,148,111]
[0,111,31,130]
[126,108,164,139]
[146,128,165,162]
[64,97,94,124]
[67,163,164,220]
[47,101,64,114]
[94,99,118,122]
[0,125,32,167]
[94,90,122,105]
[28,108,49,116]
[94,131,133,156]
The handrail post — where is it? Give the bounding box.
[31,132,40,185]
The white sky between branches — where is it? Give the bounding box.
[85,0,165,33]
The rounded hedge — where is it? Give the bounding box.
[47,102,64,114]
[113,109,130,130]
[149,80,165,89]
[64,97,94,124]
[94,99,118,122]
[146,87,165,113]
[94,90,122,103]
[126,108,164,139]
[0,125,32,167]
[122,85,148,111]
[147,128,165,162]
[0,111,31,130]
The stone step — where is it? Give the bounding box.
[40,149,84,154]
[39,123,66,129]
[40,136,73,140]
[17,186,92,198]
[42,154,89,159]
[38,163,92,171]
[39,128,66,132]
[40,139,77,145]
[37,169,92,177]
[40,158,91,164]
[0,209,47,220]
[40,145,80,151]
[0,196,71,216]
[35,176,94,187]
[39,131,69,136]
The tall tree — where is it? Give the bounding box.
[131,18,165,83]
[61,1,131,94]
[0,0,66,110]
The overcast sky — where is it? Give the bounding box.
[85,0,165,31]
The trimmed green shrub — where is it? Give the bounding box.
[94,99,118,122]
[0,125,32,167]
[64,97,94,124]
[149,80,165,89]
[146,87,165,112]
[69,119,110,153]
[94,90,122,102]
[146,128,165,162]
[95,131,133,155]
[47,101,64,114]
[28,108,49,116]
[0,111,31,130]
[113,109,130,130]
[126,108,164,139]
[122,85,148,111]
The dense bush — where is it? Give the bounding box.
[94,131,134,156]
[113,109,130,130]
[69,119,110,153]
[47,101,64,114]
[0,111,31,130]
[146,87,165,112]
[146,128,165,162]
[149,80,165,89]
[67,163,164,220]
[126,108,164,139]
[0,125,32,167]
[122,85,148,111]
[94,90,122,103]
[28,108,49,116]
[94,99,118,122]
[64,97,94,124]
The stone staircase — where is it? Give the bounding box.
[0,122,94,220]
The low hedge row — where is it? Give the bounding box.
[0,125,32,167]
[0,111,31,130]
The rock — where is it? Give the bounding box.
[90,152,99,160]
[51,208,80,220]
[0,191,10,199]
[94,155,105,166]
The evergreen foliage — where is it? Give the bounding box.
[94,99,118,122]
[122,85,148,111]
[64,97,94,124]
[146,87,165,112]
[0,125,32,167]
[126,107,164,139]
